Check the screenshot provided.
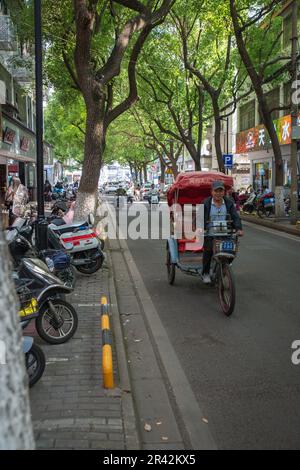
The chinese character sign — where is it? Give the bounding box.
[236,113,300,154]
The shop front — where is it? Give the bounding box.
[253,161,272,192]
[235,112,300,192]
[0,114,36,202]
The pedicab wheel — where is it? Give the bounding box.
[166,247,176,285]
[218,263,235,316]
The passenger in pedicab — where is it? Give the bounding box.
[202,180,243,284]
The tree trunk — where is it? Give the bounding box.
[230,0,284,216]
[185,142,201,171]
[129,162,134,180]
[258,97,284,217]
[160,158,166,185]
[143,164,148,183]
[168,140,179,178]
[212,98,225,173]
[75,101,106,220]
[0,215,35,450]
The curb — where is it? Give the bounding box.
[106,245,141,450]
[241,214,300,237]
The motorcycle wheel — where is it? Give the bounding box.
[35,299,78,344]
[257,206,265,218]
[76,253,104,274]
[25,343,46,387]
[56,266,76,289]
[218,263,235,316]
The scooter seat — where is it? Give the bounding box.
[49,221,88,235]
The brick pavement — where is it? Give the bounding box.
[28,257,136,450]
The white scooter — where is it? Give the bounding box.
[48,217,104,275]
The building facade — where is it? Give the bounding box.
[0,2,54,204]
[209,1,300,191]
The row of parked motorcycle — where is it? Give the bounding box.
[6,196,105,387]
[239,189,300,218]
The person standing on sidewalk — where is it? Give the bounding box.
[7,177,29,224]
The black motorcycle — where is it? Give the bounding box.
[14,258,78,344]
[6,223,76,289]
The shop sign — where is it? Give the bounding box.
[236,113,300,154]
[3,127,16,145]
[232,164,250,174]
[20,136,30,152]
[8,163,18,173]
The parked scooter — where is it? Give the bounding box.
[256,192,275,218]
[48,219,104,274]
[17,283,46,386]
[242,191,257,214]
[14,258,78,344]
[6,224,76,289]
[23,335,46,387]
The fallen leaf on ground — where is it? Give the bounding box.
[156,421,162,426]
[202,418,209,424]
[161,436,169,441]
[144,423,152,432]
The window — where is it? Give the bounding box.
[239,100,255,132]
[283,8,300,49]
[283,14,292,48]
[0,1,8,15]
[283,82,291,110]
[259,87,280,123]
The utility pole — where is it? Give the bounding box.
[290,0,299,225]
[34,0,48,248]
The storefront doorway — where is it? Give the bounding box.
[0,164,7,205]
[253,162,272,192]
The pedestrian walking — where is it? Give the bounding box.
[6,177,29,224]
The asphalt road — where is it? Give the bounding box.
[121,200,300,450]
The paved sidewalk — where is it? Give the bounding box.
[28,256,139,450]
[241,213,300,236]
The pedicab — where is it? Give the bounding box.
[166,172,239,316]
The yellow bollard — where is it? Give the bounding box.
[101,314,110,330]
[101,295,114,389]
[102,344,114,389]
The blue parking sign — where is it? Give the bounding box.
[223,154,233,168]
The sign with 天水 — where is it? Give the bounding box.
[236,113,300,154]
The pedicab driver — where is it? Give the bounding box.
[202,181,243,284]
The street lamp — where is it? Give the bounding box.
[34,0,48,249]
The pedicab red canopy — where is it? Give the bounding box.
[167,171,234,206]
